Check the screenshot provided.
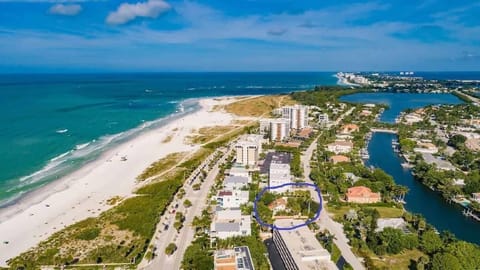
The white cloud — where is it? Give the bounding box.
[106,0,171,25]
[49,3,82,15]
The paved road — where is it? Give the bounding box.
[140,145,232,270]
[301,107,365,270]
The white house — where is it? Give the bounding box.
[224,175,249,190]
[269,162,292,193]
[327,141,353,154]
[318,113,329,125]
[216,190,249,208]
[227,166,250,178]
[211,208,251,239]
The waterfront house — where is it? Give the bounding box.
[413,142,439,154]
[375,218,408,232]
[422,153,456,171]
[472,193,480,203]
[360,110,372,117]
[327,141,353,154]
[340,123,360,134]
[214,246,255,270]
[346,186,381,204]
[330,155,351,164]
[403,113,423,124]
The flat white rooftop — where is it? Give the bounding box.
[275,219,337,270]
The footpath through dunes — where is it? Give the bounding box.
[0,97,252,268]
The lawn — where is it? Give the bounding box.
[371,249,425,270]
[327,205,404,220]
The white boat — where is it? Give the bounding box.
[56,129,68,134]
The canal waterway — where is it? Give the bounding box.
[366,132,480,245]
[341,92,480,244]
[340,93,462,122]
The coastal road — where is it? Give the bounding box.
[302,106,365,270]
[141,145,232,270]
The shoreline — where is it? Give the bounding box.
[0,98,201,209]
[0,96,243,266]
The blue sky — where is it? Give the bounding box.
[0,0,479,72]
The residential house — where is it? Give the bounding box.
[340,124,359,134]
[472,193,480,203]
[216,190,249,208]
[268,198,287,214]
[330,155,350,164]
[327,141,353,154]
[404,113,423,124]
[224,175,249,190]
[211,208,251,239]
[346,186,381,204]
[214,246,255,270]
[318,113,329,125]
[413,142,439,154]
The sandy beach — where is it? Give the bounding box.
[0,97,242,266]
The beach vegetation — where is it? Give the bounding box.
[219,95,297,117]
[181,235,213,270]
[75,227,101,241]
[136,152,187,181]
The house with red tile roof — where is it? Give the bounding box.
[347,186,381,204]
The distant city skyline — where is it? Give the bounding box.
[0,0,479,72]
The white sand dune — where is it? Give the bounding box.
[0,97,241,266]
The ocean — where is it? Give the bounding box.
[0,72,337,206]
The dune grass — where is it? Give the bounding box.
[219,95,297,117]
[186,125,236,145]
[136,152,188,181]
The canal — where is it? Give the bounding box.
[366,132,480,245]
[340,92,480,244]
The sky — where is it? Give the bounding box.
[0,0,479,72]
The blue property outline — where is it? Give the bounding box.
[253,182,323,230]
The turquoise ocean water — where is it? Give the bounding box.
[0,72,337,205]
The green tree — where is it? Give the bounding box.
[445,241,480,270]
[183,199,192,208]
[448,134,467,149]
[165,243,177,255]
[431,253,461,270]
[420,230,443,254]
[182,236,213,270]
